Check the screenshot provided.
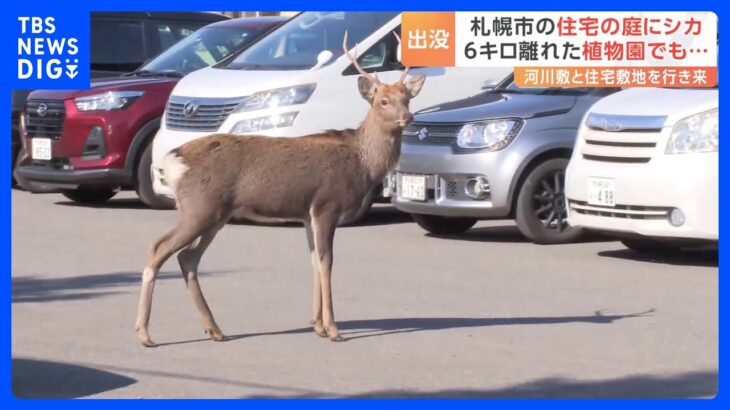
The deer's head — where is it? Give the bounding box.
[343,32,426,132]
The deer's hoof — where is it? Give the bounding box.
[326,325,344,342]
[206,328,227,342]
[311,320,327,338]
[141,338,157,348]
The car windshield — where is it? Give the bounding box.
[494,75,591,95]
[139,25,269,76]
[222,12,399,70]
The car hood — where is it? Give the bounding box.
[27,76,178,100]
[413,91,578,123]
[587,87,718,126]
[170,66,318,98]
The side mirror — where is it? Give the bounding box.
[311,50,333,70]
[481,81,498,91]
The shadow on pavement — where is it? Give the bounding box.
[151,309,654,347]
[11,270,228,304]
[12,358,136,398]
[55,196,152,210]
[243,370,717,398]
[598,248,718,268]
[228,205,412,228]
[425,224,614,244]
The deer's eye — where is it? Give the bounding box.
[380,99,389,106]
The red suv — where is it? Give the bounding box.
[16,16,285,207]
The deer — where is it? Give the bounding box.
[135,32,426,347]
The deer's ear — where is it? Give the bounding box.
[357,76,377,102]
[405,75,426,99]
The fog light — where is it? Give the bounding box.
[82,126,106,158]
[669,208,685,227]
[465,176,490,200]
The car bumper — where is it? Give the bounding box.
[15,165,130,189]
[565,152,718,240]
[392,143,520,218]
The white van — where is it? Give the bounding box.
[565,87,718,252]
[151,12,510,203]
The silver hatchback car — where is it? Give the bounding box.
[392,74,618,244]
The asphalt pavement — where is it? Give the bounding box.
[11,189,718,398]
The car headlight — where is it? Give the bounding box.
[456,119,522,150]
[235,84,316,113]
[74,91,144,111]
[666,109,718,154]
[230,112,299,135]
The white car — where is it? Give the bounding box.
[150,12,509,206]
[565,87,718,252]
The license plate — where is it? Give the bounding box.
[31,138,52,160]
[587,177,615,207]
[399,174,427,201]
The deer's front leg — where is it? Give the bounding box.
[305,222,326,337]
[310,212,343,342]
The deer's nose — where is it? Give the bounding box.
[402,113,414,125]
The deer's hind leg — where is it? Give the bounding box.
[135,212,220,347]
[178,221,227,342]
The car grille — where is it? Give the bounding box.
[569,200,671,220]
[165,96,243,132]
[25,100,65,139]
[402,123,462,145]
[581,113,666,163]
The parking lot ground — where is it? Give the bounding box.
[11,189,718,398]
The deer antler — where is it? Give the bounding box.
[342,31,381,85]
[393,32,410,83]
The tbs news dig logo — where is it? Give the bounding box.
[17,17,79,80]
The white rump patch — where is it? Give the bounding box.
[161,152,189,193]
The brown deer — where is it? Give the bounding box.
[135,32,425,347]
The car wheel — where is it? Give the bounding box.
[135,143,175,210]
[620,238,679,254]
[515,158,584,244]
[412,214,477,235]
[61,187,118,204]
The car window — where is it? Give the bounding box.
[90,19,146,72]
[141,26,270,75]
[153,21,202,51]
[343,27,404,75]
[223,12,399,70]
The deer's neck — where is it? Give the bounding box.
[356,112,402,183]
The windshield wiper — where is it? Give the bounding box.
[122,69,184,78]
[494,89,527,94]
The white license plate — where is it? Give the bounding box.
[587,177,615,207]
[31,138,52,160]
[399,174,427,201]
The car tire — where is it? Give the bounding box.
[412,214,477,235]
[515,158,584,244]
[620,238,679,254]
[61,187,118,204]
[135,143,175,210]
